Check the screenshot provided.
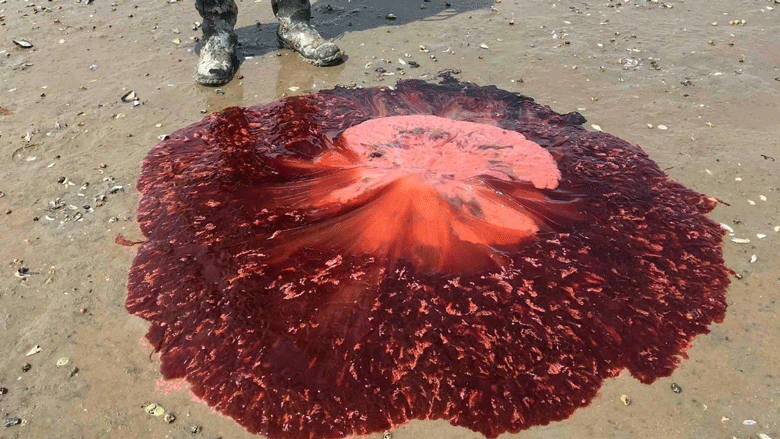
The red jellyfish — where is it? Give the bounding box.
[126,78,730,439]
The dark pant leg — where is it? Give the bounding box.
[272,0,311,22]
[196,0,238,38]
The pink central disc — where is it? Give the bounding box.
[269,115,564,273]
[340,115,561,189]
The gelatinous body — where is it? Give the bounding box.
[126,79,730,439]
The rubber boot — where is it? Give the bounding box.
[195,0,239,86]
[272,0,343,66]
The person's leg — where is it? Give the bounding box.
[272,0,343,66]
[195,0,239,86]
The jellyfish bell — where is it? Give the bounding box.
[264,114,579,274]
[126,78,730,439]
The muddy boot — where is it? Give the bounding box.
[272,0,343,66]
[195,0,239,86]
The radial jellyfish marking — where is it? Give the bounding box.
[126,78,730,439]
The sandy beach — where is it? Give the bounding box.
[1,0,779,438]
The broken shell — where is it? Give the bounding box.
[620,394,631,405]
[591,124,603,132]
[3,417,22,428]
[25,345,41,356]
[172,38,181,45]
[385,13,397,20]
[480,43,489,49]
[670,383,682,393]
[13,39,33,48]
[719,223,734,234]
[731,237,751,244]
[743,419,757,426]
[383,431,392,439]
[121,90,137,103]
[657,124,668,130]
[144,403,165,417]
[56,357,70,367]
[756,233,767,239]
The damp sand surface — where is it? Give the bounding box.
[0,1,779,438]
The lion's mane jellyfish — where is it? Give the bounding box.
[126,78,730,439]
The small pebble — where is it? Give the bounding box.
[731,237,751,244]
[21,363,31,372]
[383,432,392,439]
[164,413,176,423]
[670,383,682,393]
[190,425,203,434]
[385,13,397,20]
[657,124,668,130]
[743,419,757,426]
[756,234,766,239]
[620,394,631,405]
[749,255,757,264]
[591,124,603,132]
[56,357,69,367]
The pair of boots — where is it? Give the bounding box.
[195,0,343,86]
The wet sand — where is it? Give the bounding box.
[1,0,778,438]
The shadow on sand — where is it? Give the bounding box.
[232,0,493,61]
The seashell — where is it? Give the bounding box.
[13,39,33,48]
